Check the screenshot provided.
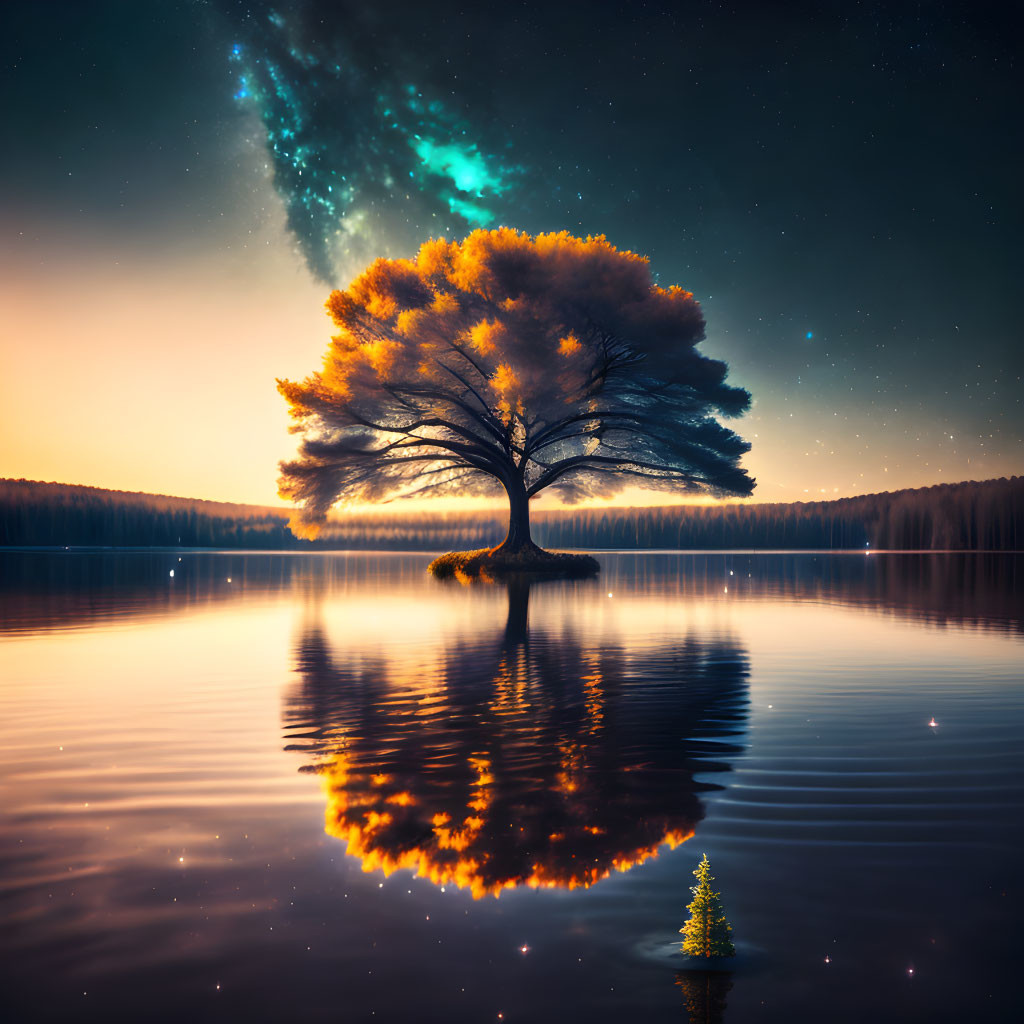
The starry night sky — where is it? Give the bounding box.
[1,0,1021,504]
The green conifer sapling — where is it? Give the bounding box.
[680,853,735,958]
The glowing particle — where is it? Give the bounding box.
[178,856,184,863]
[519,945,529,954]
[806,331,814,339]
[607,592,613,598]
[169,569,175,577]
[928,718,937,727]
[824,955,831,964]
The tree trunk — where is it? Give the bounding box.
[498,477,534,553]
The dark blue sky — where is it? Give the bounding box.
[2,0,1020,502]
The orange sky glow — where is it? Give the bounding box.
[3,210,1018,512]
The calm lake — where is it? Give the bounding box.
[1,550,1021,1022]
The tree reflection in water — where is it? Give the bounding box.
[676,970,734,1024]
[284,578,749,898]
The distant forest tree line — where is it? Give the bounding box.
[0,476,1021,551]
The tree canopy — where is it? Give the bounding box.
[278,228,754,544]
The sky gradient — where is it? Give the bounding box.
[2,0,1021,506]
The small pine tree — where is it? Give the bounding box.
[680,853,735,958]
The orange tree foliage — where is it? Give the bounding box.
[277,229,754,543]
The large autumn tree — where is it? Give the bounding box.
[278,229,754,548]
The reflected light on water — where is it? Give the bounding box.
[0,551,1022,1022]
[288,578,748,897]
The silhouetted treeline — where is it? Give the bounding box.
[533,476,1024,551]
[1,476,1022,550]
[0,480,302,549]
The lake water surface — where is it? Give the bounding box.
[1,551,1022,1022]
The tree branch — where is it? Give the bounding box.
[527,454,701,496]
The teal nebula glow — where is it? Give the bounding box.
[445,193,495,227]
[227,12,523,281]
[410,137,507,198]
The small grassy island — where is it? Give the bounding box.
[428,543,599,580]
